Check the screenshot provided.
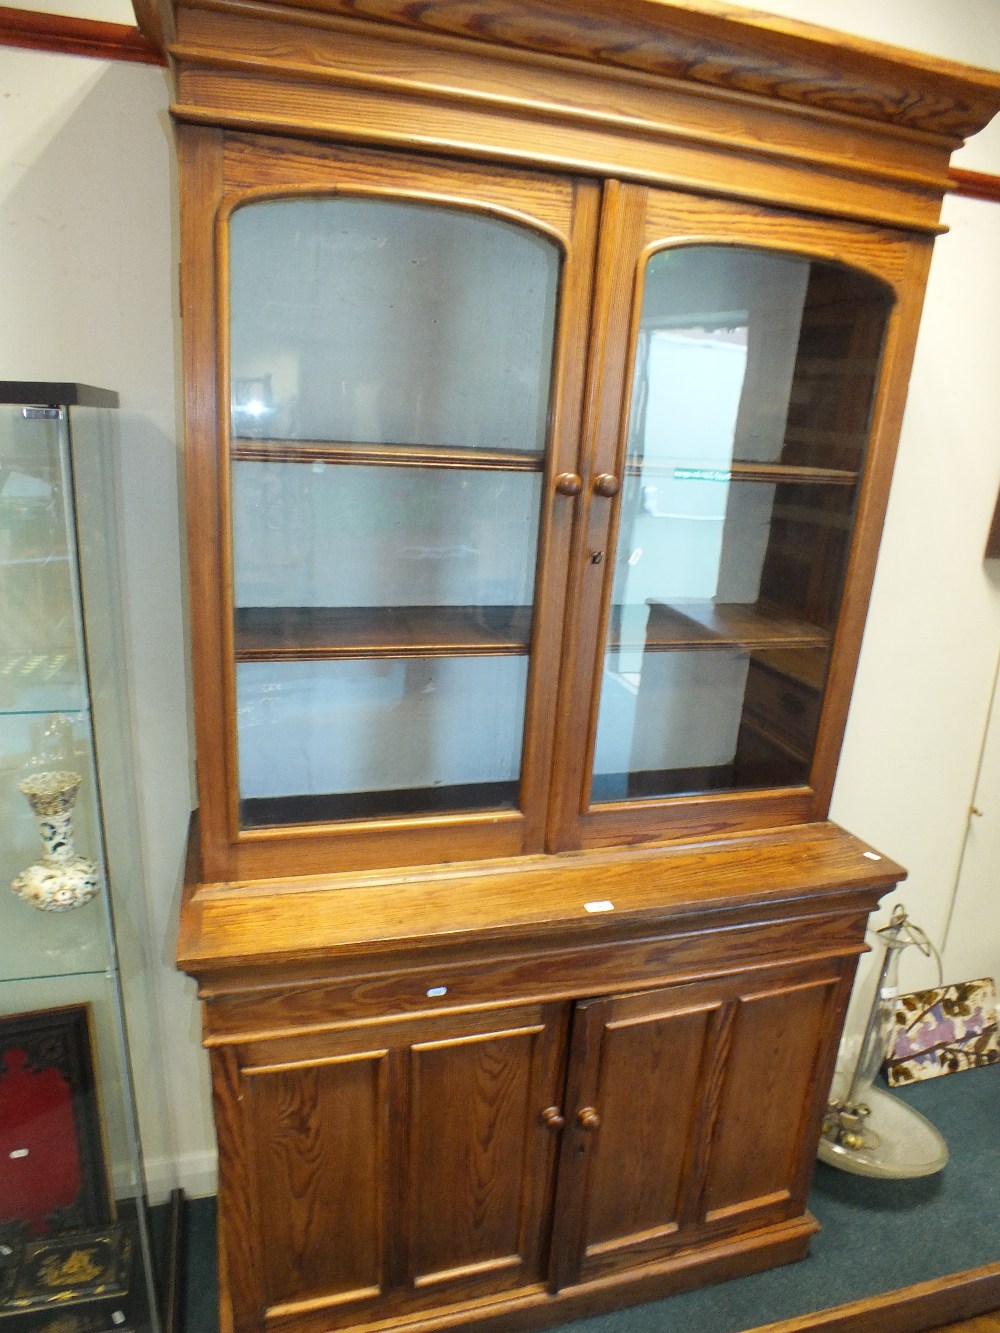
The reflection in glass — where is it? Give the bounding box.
[232,463,541,618]
[0,408,85,714]
[229,197,558,454]
[592,245,892,804]
[228,196,561,825]
[238,657,528,826]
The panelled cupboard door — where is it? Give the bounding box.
[216,1003,569,1332]
[181,128,601,882]
[548,964,845,1289]
[549,181,930,852]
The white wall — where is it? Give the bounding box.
[0,46,212,1196]
[832,187,1000,996]
[1,3,999,1198]
[725,0,1000,1000]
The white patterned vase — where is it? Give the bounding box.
[12,771,99,912]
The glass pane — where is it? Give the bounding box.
[0,407,85,714]
[591,245,892,804]
[229,197,558,454]
[229,195,561,826]
[237,657,528,826]
[232,462,541,616]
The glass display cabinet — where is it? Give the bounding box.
[0,384,172,1333]
[133,3,1000,1333]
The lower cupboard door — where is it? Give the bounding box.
[224,1002,568,1331]
[550,967,843,1289]
[405,1007,567,1301]
[233,1043,396,1327]
[549,986,722,1288]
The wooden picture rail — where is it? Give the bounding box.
[950,167,1000,203]
[0,5,163,64]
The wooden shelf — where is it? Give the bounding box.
[638,600,830,652]
[626,460,858,486]
[232,438,543,472]
[749,646,829,692]
[770,501,853,529]
[232,444,858,486]
[235,604,533,661]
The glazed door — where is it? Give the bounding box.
[220,1002,569,1333]
[550,182,924,851]
[183,130,599,881]
[548,964,847,1291]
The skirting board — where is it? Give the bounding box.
[144,1150,217,1204]
[748,1262,1000,1333]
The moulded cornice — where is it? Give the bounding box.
[146,0,1000,143]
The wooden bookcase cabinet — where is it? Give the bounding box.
[135,2,1000,1331]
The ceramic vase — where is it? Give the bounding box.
[12,770,99,912]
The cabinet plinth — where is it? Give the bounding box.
[140,0,1000,1330]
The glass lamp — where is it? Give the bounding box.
[818,905,948,1178]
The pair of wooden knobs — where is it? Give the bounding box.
[541,1105,601,1130]
[555,472,620,498]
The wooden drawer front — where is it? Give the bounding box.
[743,661,822,755]
[201,906,875,1046]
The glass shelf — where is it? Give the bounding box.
[625,460,858,486]
[0,702,90,716]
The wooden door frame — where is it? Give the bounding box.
[179,126,602,883]
[548,180,934,854]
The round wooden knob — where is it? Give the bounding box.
[593,473,620,498]
[541,1106,566,1130]
[577,1106,601,1130]
[555,472,583,496]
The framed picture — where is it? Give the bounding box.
[0,1006,114,1236]
[885,977,1000,1085]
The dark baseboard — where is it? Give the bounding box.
[749,1262,1000,1333]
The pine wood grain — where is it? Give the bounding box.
[150,0,1000,139]
[179,819,901,973]
[160,2,992,232]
